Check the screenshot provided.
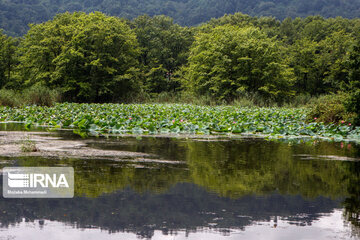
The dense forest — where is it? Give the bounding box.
[1,0,360,36]
[0,11,360,123]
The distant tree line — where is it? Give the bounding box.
[0,12,360,108]
[2,0,360,36]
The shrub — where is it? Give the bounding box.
[178,92,218,106]
[149,92,179,103]
[22,85,61,106]
[285,94,318,108]
[232,92,279,107]
[0,89,20,107]
[307,93,356,124]
[20,136,38,152]
[345,89,360,125]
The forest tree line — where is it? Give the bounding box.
[0,11,359,110]
[1,0,360,36]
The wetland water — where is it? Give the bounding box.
[0,125,359,239]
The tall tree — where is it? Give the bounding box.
[0,31,17,89]
[18,12,141,102]
[345,39,360,124]
[348,39,360,89]
[132,15,193,94]
[183,25,294,102]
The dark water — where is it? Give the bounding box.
[0,124,360,239]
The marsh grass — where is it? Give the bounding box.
[20,136,38,152]
[22,85,61,107]
[0,89,21,107]
[0,85,61,107]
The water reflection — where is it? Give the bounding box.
[0,126,359,239]
[0,187,346,239]
[0,211,354,240]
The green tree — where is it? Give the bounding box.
[18,12,141,102]
[320,31,354,91]
[183,25,294,103]
[0,30,17,89]
[278,17,301,44]
[348,39,360,89]
[2,0,360,36]
[289,38,325,95]
[345,40,360,125]
[132,15,193,94]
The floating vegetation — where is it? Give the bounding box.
[0,103,359,143]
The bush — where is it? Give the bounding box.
[345,89,360,125]
[0,89,20,107]
[285,94,318,108]
[178,92,219,106]
[22,85,61,106]
[307,93,356,124]
[20,136,38,152]
[232,92,276,107]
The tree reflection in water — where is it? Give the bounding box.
[0,136,359,238]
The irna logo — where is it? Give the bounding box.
[3,167,74,198]
[7,172,69,188]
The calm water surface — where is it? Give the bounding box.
[0,124,359,239]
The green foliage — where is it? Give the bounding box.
[0,31,17,89]
[343,40,360,125]
[0,12,360,107]
[288,33,354,95]
[183,25,294,103]
[2,0,360,36]
[132,15,194,94]
[232,92,279,107]
[283,94,318,108]
[307,93,356,124]
[0,85,61,107]
[0,103,360,142]
[18,12,141,102]
[22,84,61,106]
[321,31,354,91]
[345,90,360,125]
[348,39,360,90]
[0,89,20,107]
[289,38,325,95]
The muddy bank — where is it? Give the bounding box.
[0,131,152,160]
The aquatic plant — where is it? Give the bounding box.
[0,103,359,142]
[20,136,38,152]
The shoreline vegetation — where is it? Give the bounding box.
[0,103,359,143]
[0,11,359,139]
